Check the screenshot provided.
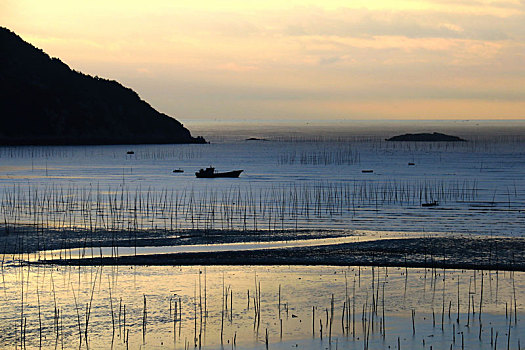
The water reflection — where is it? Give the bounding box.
[0,264,521,349]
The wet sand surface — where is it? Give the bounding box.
[36,236,525,271]
[0,227,346,254]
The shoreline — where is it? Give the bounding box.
[31,236,525,271]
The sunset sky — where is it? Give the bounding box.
[2,0,524,121]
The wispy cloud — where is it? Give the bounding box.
[1,0,524,119]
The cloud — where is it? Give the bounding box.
[2,0,524,119]
[282,7,522,41]
[217,62,259,72]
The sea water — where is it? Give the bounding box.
[0,120,524,349]
[0,120,524,237]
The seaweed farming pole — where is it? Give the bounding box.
[70,282,82,346]
[19,263,24,350]
[173,298,177,345]
[108,278,115,336]
[512,272,518,325]
[312,306,315,337]
[457,277,460,324]
[193,284,197,348]
[221,275,224,345]
[353,275,356,338]
[278,284,281,318]
[329,294,334,343]
[142,295,147,345]
[441,273,445,331]
[467,277,471,327]
[37,284,42,348]
[382,282,386,338]
[118,298,122,339]
[479,271,484,323]
[345,272,350,335]
[341,301,345,334]
[411,309,416,335]
[84,268,99,345]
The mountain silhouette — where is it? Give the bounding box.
[0,27,206,145]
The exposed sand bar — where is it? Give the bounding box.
[34,235,525,271]
[26,230,443,261]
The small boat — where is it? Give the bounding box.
[422,201,438,207]
[172,169,184,173]
[195,167,243,178]
[126,151,135,155]
[408,162,415,166]
[361,169,374,173]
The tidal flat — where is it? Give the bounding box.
[1,123,524,348]
[0,264,522,349]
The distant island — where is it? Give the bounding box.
[386,132,466,142]
[245,137,268,141]
[0,27,206,145]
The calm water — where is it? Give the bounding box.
[0,264,522,349]
[0,121,524,349]
[1,122,524,237]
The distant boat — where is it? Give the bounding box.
[422,201,438,207]
[195,167,243,178]
[172,168,184,173]
[127,151,134,155]
[361,169,374,173]
[408,162,415,166]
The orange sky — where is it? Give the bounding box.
[2,0,524,120]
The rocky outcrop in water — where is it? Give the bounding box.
[386,132,466,142]
[0,27,206,145]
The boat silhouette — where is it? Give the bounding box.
[195,167,243,178]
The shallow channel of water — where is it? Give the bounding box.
[0,265,521,349]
